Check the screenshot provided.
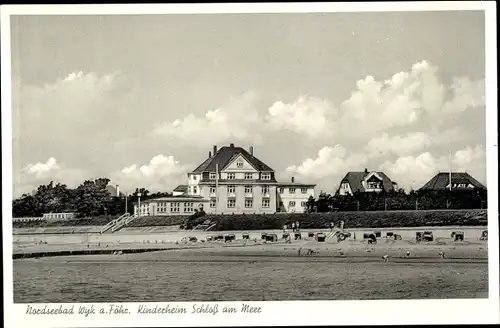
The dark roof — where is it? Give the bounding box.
[105,185,125,197]
[339,171,395,193]
[419,172,486,191]
[192,145,274,173]
[277,182,316,187]
[142,196,208,203]
[173,185,188,192]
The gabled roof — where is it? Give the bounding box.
[173,185,188,192]
[339,171,395,193]
[419,172,486,191]
[192,145,274,173]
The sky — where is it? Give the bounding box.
[10,10,487,197]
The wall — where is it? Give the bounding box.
[201,184,277,214]
[277,186,315,213]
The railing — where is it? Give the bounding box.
[100,213,130,234]
[111,213,138,233]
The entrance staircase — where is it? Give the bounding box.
[100,213,139,234]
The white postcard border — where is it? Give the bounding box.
[1,2,499,327]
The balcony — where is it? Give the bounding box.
[261,191,270,198]
[227,191,236,198]
[209,190,217,197]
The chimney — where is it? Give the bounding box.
[213,145,217,155]
[291,176,295,183]
[209,151,212,158]
[249,146,254,156]
[116,185,120,197]
[364,168,368,174]
[230,143,235,148]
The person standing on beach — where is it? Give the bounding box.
[296,221,300,231]
[283,224,287,233]
[291,222,296,232]
[330,222,334,232]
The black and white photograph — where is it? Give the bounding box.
[2,2,499,327]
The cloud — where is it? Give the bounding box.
[152,91,263,147]
[110,154,193,193]
[366,132,432,158]
[285,145,369,192]
[380,145,486,190]
[266,96,336,138]
[14,157,89,197]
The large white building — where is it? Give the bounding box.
[133,143,315,216]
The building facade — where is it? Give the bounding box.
[337,169,397,195]
[133,143,316,216]
[277,177,316,213]
[134,196,209,216]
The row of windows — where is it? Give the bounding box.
[210,198,270,208]
[288,201,307,207]
[278,187,310,194]
[208,172,271,180]
[209,185,271,194]
[140,202,195,213]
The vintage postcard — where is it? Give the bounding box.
[2,2,499,327]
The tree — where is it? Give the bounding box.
[305,196,316,213]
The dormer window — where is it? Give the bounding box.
[367,182,382,189]
[209,172,216,180]
[261,173,271,180]
[227,173,235,180]
[236,160,244,168]
[244,173,253,180]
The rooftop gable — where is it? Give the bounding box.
[339,171,395,193]
[192,145,274,173]
[419,172,486,190]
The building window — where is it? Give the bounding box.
[210,186,216,194]
[262,185,269,194]
[193,175,197,181]
[227,185,236,194]
[158,202,167,213]
[261,173,271,180]
[289,188,296,194]
[210,199,216,208]
[301,201,306,207]
[279,187,284,194]
[227,199,236,208]
[368,182,382,189]
[171,203,180,213]
[245,199,253,208]
[227,173,236,180]
[184,202,194,213]
[301,188,308,194]
[193,186,197,194]
[289,201,296,207]
[262,199,270,208]
[244,185,252,194]
[244,173,253,180]
[209,172,216,180]
[236,160,244,168]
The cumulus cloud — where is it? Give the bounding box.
[380,145,486,190]
[14,157,89,197]
[366,132,432,158]
[152,91,263,147]
[266,96,336,138]
[110,154,193,193]
[285,145,369,192]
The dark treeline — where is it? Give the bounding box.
[304,189,487,213]
[12,179,168,218]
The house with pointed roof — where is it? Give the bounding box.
[188,143,279,214]
[337,168,398,196]
[419,172,486,191]
[133,143,316,216]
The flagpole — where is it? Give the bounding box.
[449,150,452,191]
[215,163,219,214]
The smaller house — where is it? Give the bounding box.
[277,177,316,213]
[337,169,397,196]
[419,172,486,191]
[134,196,209,216]
[172,185,188,196]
